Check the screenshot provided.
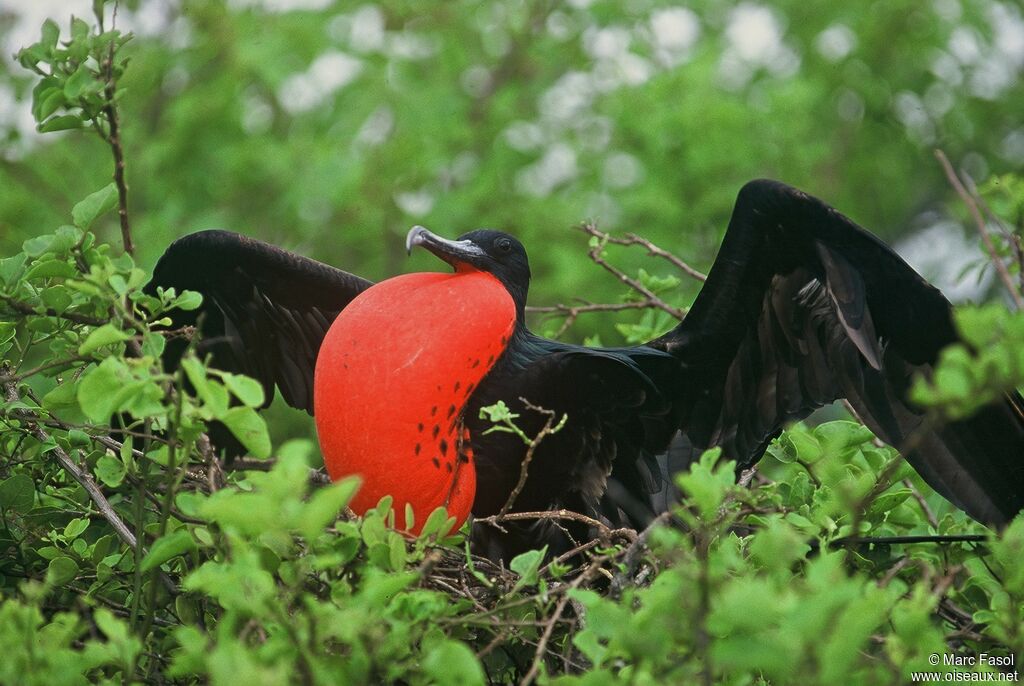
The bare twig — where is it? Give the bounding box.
[878,556,911,588]
[2,368,177,596]
[2,368,137,549]
[0,355,91,384]
[527,300,671,338]
[578,223,686,319]
[497,399,568,518]
[608,510,672,596]
[935,150,1022,309]
[579,224,707,282]
[226,457,331,487]
[695,532,713,686]
[902,477,940,529]
[831,534,986,547]
[100,7,133,255]
[0,295,107,326]
[520,556,607,685]
[476,509,634,544]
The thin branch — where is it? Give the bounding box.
[497,399,568,518]
[2,371,137,548]
[0,355,92,385]
[2,368,177,595]
[527,300,671,338]
[608,510,672,596]
[100,13,133,256]
[935,149,1022,309]
[0,295,107,326]
[520,556,607,686]
[226,457,331,487]
[476,509,637,546]
[578,224,686,320]
[902,477,940,529]
[579,224,707,283]
[830,534,986,547]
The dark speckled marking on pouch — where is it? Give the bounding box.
[440,439,448,456]
[432,424,440,439]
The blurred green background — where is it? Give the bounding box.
[1,0,1022,335]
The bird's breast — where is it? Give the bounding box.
[314,271,516,532]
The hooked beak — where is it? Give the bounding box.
[405,226,487,270]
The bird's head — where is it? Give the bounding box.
[406,226,531,317]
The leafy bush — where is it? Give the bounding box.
[2,6,1022,685]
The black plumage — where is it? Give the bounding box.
[149,179,1024,558]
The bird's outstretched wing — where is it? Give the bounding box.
[649,179,1024,526]
[147,229,373,413]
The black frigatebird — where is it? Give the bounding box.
[148,179,1024,558]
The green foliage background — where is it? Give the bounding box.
[1,1,1023,684]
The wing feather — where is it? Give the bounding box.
[147,229,373,414]
[649,179,1024,526]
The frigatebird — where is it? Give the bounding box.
[148,179,1024,558]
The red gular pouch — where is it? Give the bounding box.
[314,270,515,533]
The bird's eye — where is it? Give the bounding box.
[497,238,512,253]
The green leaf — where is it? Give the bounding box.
[141,530,197,572]
[297,476,360,540]
[867,487,913,516]
[0,253,27,286]
[509,547,546,591]
[79,323,132,355]
[221,373,265,408]
[77,358,129,422]
[42,382,79,412]
[46,556,80,585]
[63,517,89,540]
[41,19,60,48]
[95,454,126,487]
[63,64,98,100]
[220,406,272,458]
[70,17,90,44]
[423,642,487,683]
[0,474,35,510]
[419,506,457,539]
[24,258,77,280]
[171,290,203,311]
[17,42,49,70]
[141,331,166,358]
[389,533,407,570]
[479,400,517,424]
[91,534,115,564]
[676,448,734,520]
[181,356,210,398]
[39,285,73,312]
[22,233,55,257]
[71,183,119,230]
[94,608,129,644]
[0,321,15,347]
[38,87,65,121]
[39,114,84,132]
